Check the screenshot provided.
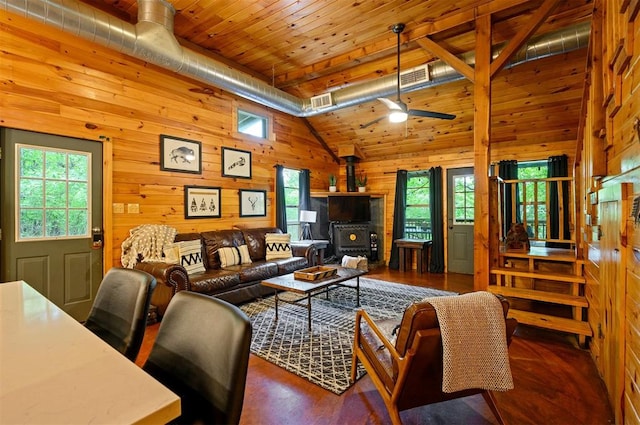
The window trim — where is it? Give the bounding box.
[232,101,275,142]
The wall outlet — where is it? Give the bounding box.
[127,203,140,214]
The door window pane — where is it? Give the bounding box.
[453,175,474,224]
[16,144,91,241]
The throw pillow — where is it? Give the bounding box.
[265,233,292,260]
[178,239,205,275]
[218,245,252,267]
[163,242,181,264]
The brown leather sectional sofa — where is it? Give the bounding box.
[135,227,315,317]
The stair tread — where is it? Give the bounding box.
[508,309,592,336]
[491,267,585,283]
[488,286,588,307]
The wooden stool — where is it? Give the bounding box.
[394,238,432,273]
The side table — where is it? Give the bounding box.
[394,238,432,273]
[290,239,330,265]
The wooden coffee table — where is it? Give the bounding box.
[260,266,367,331]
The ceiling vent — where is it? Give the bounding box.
[399,65,430,89]
[310,93,333,110]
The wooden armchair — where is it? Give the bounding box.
[351,293,517,425]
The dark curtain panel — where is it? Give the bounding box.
[299,169,311,211]
[429,167,445,273]
[498,160,521,237]
[274,165,287,232]
[546,155,570,248]
[388,170,407,270]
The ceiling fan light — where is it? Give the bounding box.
[389,111,408,123]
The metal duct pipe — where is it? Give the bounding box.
[1,0,590,117]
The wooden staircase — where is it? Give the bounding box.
[489,246,591,346]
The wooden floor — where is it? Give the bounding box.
[136,267,614,425]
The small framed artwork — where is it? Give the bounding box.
[184,186,221,219]
[161,135,202,174]
[239,189,266,217]
[222,147,252,179]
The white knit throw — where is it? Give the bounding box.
[424,291,514,393]
[120,224,178,268]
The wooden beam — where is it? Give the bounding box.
[473,13,492,292]
[416,37,475,82]
[490,0,561,77]
[301,118,341,164]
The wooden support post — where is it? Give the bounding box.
[473,14,492,291]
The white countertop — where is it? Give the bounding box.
[0,280,180,424]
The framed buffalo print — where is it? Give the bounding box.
[161,135,202,174]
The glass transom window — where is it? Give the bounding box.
[237,109,268,139]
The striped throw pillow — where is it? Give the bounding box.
[265,233,292,260]
[178,239,205,275]
[219,245,252,267]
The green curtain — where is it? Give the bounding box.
[274,165,287,232]
[546,155,570,248]
[498,160,521,237]
[429,167,444,273]
[299,169,311,211]
[388,170,407,270]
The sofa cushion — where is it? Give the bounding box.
[219,245,252,267]
[271,256,308,274]
[201,230,245,269]
[242,227,282,261]
[236,262,279,283]
[189,269,241,293]
[265,233,292,260]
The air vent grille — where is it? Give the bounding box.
[399,65,430,88]
[310,93,333,110]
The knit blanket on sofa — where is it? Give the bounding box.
[121,224,177,268]
[424,291,514,393]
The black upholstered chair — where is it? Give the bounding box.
[84,267,157,362]
[143,291,253,425]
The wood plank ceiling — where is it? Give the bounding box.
[84,0,593,163]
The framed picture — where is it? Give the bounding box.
[239,189,266,217]
[222,147,252,179]
[160,135,202,174]
[184,186,221,219]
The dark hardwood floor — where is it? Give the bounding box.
[136,267,614,425]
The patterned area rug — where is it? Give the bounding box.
[240,277,456,395]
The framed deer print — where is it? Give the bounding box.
[239,189,266,217]
[222,147,252,178]
[184,186,221,219]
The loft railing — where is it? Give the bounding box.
[497,176,575,247]
[405,219,432,240]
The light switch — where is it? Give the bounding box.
[113,203,124,213]
[127,203,140,214]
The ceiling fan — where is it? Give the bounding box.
[360,23,456,129]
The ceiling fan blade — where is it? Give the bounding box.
[408,109,456,120]
[377,97,404,111]
[360,116,386,129]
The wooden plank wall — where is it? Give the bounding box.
[579,0,640,423]
[359,48,582,266]
[1,8,587,270]
[0,12,339,269]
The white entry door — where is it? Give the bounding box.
[447,167,474,274]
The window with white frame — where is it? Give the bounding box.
[405,171,431,239]
[237,109,268,139]
[283,168,300,239]
[16,144,91,240]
